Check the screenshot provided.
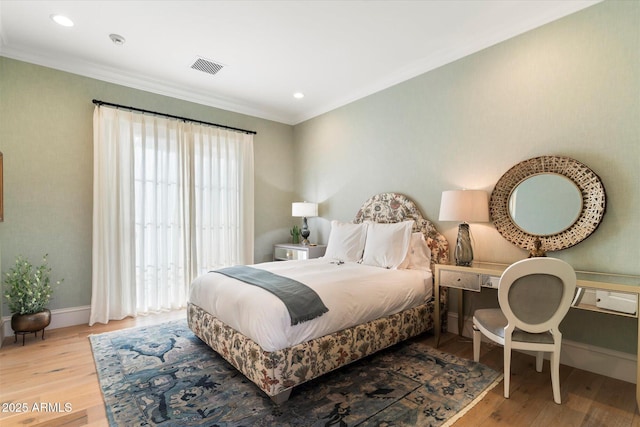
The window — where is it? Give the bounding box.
[90,106,254,325]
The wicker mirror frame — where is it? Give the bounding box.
[490,156,606,253]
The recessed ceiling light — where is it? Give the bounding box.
[293,92,305,99]
[50,14,74,27]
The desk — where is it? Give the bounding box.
[434,262,640,409]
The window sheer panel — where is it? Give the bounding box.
[194,128,254,274]
[90,107,254,325]
[134,118,187,313]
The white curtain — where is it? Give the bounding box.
[90,106,254,325]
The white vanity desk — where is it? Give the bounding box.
[434,261,640,409]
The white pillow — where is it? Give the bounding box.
[398,232,432,271]
[322,220,368,262]
[361,221,414,269]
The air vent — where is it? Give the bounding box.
[190,57,224,76]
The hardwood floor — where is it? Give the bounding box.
[0,311,637,426]
[435,334,639,427]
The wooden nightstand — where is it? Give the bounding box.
[273,243,327,261]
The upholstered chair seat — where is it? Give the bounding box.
[473,309,555,344]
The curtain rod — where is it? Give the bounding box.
[92,99,257,135]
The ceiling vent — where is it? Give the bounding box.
[190,57,224,76]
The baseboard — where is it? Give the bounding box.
[1,305,91,340]
[448,312,637,384]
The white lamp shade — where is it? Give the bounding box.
[292,202,318,217]
[439,190,489,223]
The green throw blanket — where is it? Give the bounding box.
[214,265,329,325]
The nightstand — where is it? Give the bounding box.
[273,243,327,261]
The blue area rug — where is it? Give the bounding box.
[90,320,501,426]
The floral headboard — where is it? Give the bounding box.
[353,192,450,271]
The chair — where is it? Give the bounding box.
[472,258,576,404]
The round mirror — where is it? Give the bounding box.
[509,173,582,235]
[490,156,606,254]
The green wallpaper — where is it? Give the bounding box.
[1,0,638,355]
[293,1,639,353]
[0,57,295,314]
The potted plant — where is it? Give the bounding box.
[290,225,301,244]
[3,254,62,344]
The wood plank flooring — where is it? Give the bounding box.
[0,310,637,426]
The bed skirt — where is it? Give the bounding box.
[187,300,436,403]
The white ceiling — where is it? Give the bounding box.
[0,1,599,125]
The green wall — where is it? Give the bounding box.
[0,57,295,315]
[1,1,638,354]
[293,1,639,353]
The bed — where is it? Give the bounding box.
[187,192,449,403]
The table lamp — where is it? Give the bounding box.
[439,190,489,266]
[292,202,318,245]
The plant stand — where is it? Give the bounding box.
[14,329,47,346]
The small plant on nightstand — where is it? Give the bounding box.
[290,225,301,244]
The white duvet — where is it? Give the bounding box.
[188,258,433,351]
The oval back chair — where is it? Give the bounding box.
[472,257,577,404]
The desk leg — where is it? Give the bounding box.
[435,280,441,347]
[637,313,639,411]
[458,289,464,336]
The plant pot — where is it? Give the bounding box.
[11,309,51,345]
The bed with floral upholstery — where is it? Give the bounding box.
[187,192,449,403]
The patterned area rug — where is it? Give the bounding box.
[90,320,501,426]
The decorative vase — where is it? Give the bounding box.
[11,309,52,345]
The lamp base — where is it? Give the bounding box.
[455,223,473,267]
[301,217,310,246]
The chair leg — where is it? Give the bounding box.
[536,351,544,373]
[472,325,481,362]
[503,346,511,399]
[550,351,561,404]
